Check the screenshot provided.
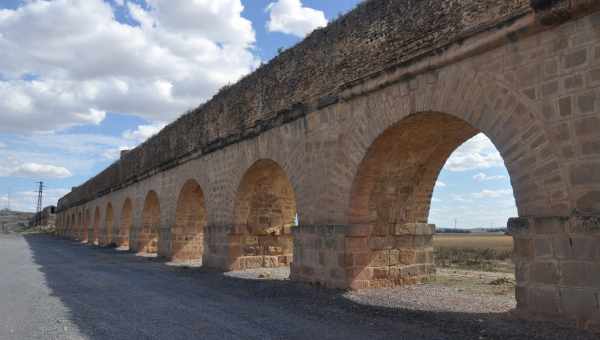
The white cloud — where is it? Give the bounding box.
[472,189,514,199]
[473,172,506,182]
[0,131,130,175]
[113,0,124,6]
[123,122,167,143]
[435,181,447,188]
[266,0,327,37]
[0,0,259,133]
[12,163,72,179]
[444,134,504,172]
[0,160,71,179]
[0,142,5,148]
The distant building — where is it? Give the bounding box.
[30,206,57,227]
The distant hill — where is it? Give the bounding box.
[0,209,35,233]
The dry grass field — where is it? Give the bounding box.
[433,233,514,273]
[434,233,513,251]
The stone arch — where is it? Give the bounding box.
[77,211,82,240]
[138,190,160,254]
[104,203,114,246]
[70,213,75,238]
[346,112,484,288]
[171,179,206,262]
[65,214,70,237]
[93,207,101,245]
[323,68,572,290]
[232,159,297,269]
[335,69,570,224]
[119,198,133,249]
[83,209,90,243]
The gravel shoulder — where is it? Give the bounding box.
[0,234,596,340]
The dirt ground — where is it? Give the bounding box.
[0,233,595,340]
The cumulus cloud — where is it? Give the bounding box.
[266,0,327,37]
[0,160,71,179]
[444,133,504,172]
[123,122,167,143]
[0,0,259,133]
[473,172,506,182]
[12,163,72,179]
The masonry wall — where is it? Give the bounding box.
[57,0,531,211]
[56,0,600,331]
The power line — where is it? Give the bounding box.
[35,181,44,226]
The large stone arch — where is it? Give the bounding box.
[119,198,133,249]
[92,207,101,246]
[335,69,570,222]
[137,190,160,254]
[171,179,206,262]
[230,159,297,270]
[291,67,571,290]
[103,202,114,246]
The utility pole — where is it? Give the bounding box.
[35,181,44,226]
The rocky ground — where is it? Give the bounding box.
[0,233,596,340]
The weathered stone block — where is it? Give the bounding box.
[514,238,534,259]
[569,215,600,234]
[561,261,600,286]
[560,288,599,320]
[534,238,554,258]
[508,217,530,236]
[534,217,567,234]
[529,286,561,316]
[532,261,560,284]
[564,49,588,69]
[393,223,435,236]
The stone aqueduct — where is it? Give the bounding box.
[56,0,600,330]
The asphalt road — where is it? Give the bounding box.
[0,234,595,340]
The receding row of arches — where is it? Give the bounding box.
[59,159,299,266]
[57,111,526,288]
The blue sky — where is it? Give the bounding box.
[0,0,517,228]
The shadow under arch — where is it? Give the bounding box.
[119,198,133,249]
[346,111,516,289]
[231,159,297,270]
[171,179,206,262]
[136,190,160,254]
[103,202,114,246]
[76,211,82,240]
[70,213,75,239]
[92,207,101,246]
[83,209,90,243]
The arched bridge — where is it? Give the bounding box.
[56,0,600,330]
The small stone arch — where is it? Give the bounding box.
[137,191,160,254]
[77,211,82,240]
[104,203,114,246]
[119,198,133,249]
[232,159,297,270]
[171,179,207,262]
[83,209,90,243]
[70,213,75,238]
[93,207,101,245]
